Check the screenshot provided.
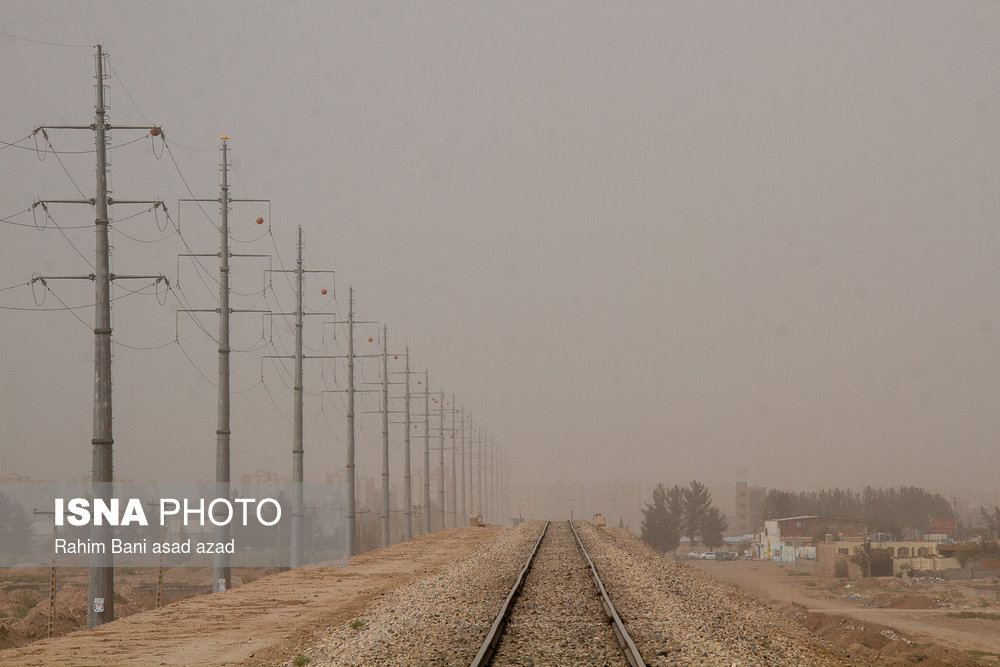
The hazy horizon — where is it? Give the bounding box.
[2,3,999,502]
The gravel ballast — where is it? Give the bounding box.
[293,520,544,666]
[573,521,850,666]
[490,521,629,666]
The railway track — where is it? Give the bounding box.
[471,520,646,667]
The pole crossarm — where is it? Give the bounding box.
[34,124,94,131]
[31,275,93,282]
[269,269,336,274]
[33,199,93,205]
[110,274,169,282]
[267,312,339,317]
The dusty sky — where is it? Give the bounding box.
[1,2,998,497]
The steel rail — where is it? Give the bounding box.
[569,520,647,667]
[469,520,549,667]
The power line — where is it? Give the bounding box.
[0,31,91,48]
[3,134,147,154]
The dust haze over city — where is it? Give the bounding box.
[1,1,998,519]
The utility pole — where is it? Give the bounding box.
[88,43,116,624]
[214,137,232,593]
[423,370,430,534]
[403,346,412,540]
[484,434,491,523]
[291,226,304,568]
[380,325,390,548]
[478,428,484,519]
[438,390,445,529]
[459,406,466,524]
[31,45,165,626]
[347,288,357,554]
[177,138,270,590]
[258,239,334,567]
[450,396,457,529]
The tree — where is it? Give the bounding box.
[641,483,679,553]
[0,492,35,555]
[761,489,798,520]
[979,505,1000,542]
[666,484,685,551]
[702,506,728,551]
[640,483,667,550]
[682,481,711,547]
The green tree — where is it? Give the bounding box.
[701,506,728,550]
[682,481,711,547]
[979,505,1000,541]
[0,492,36,554]
[666,484,685,550]
[761,489,798,520]
[641,483,679,553]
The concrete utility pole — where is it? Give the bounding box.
[259,240,333,567]
[403,347,412,540]
[31,46,165,626]
[450,396,457,528]
[459,406,466,523]
[214,137,232,593]
[477,428,484,519]
[438,390,445,529]
[91,43,115,623]
[347,287,357,555]
[380,325,390,548]
[484,435,491,523]
[177,139,271,586]
[423,370,431,534]
[291,225,304,568]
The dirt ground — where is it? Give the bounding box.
[692,559,1000,665]
[0,527,499,666]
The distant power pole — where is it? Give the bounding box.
[347,289,356,553]
[380,325,390,548]
[439,390,446,529]
[403,346,412,540]
[450,395,457,529]
[478,428,484,518]
[484,435,491,523]
[458,406,466,523]
[259,230,334,568]
[292,226,304,568]
[423,370,431,534]
[30,45,166,627]
[177,138,270,590]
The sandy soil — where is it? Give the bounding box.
[691,559,1000,660]
[0,527,499,666]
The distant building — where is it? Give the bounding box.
[734,482,766,534]
[766,515,864,541]
[241,468,280,483]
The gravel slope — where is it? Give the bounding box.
[293,521,544,666]
[573,521,850,666]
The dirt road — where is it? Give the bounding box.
[691,559,1000,657]
[0,527,499,667]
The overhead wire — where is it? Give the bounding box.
[0,31,91,48]
[4,134,147,154]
